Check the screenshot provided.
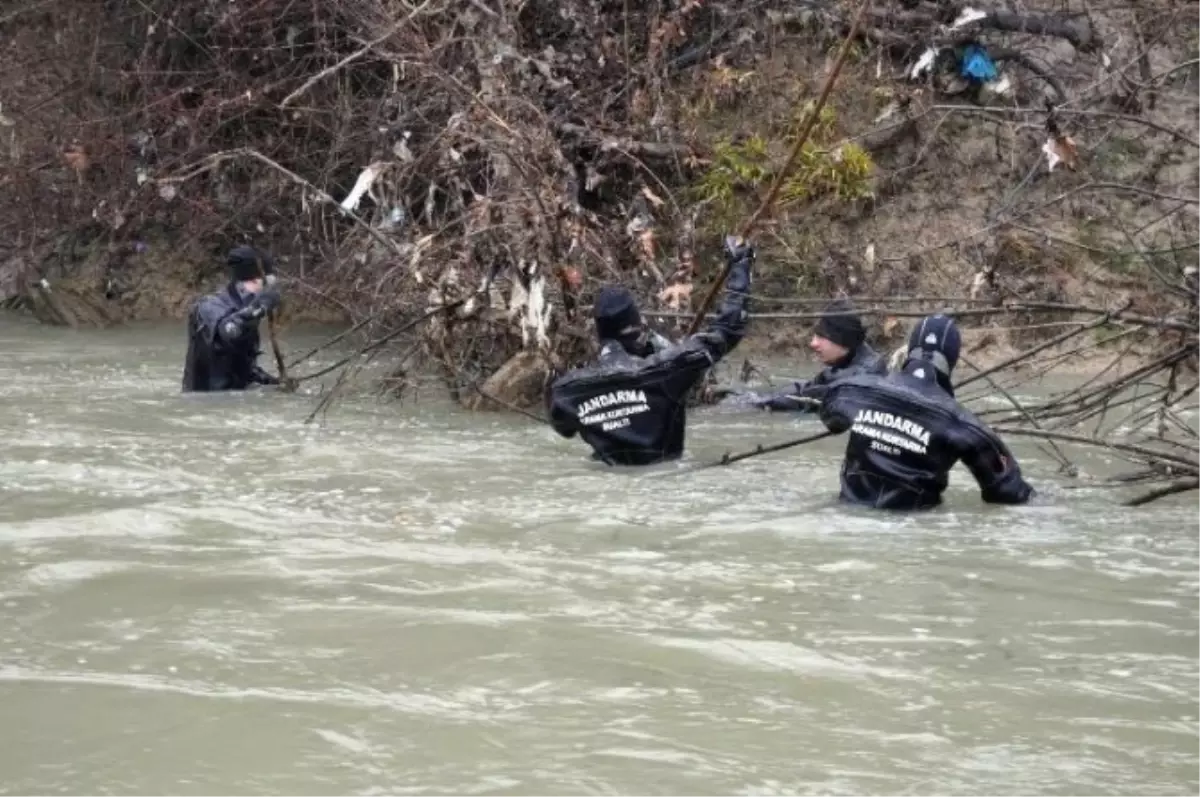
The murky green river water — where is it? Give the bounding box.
[1,315,1196,795]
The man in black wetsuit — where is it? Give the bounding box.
[547,236,755,466]
[750,298,887,411]
[818,313,1035,510]
[182,244,284,392]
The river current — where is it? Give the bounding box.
[1,315,1196,795]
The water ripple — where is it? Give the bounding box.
[0,320,1196,795]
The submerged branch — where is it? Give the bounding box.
[994,426,1199,474]
[1124,478,1200,507]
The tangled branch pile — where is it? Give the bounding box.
[1,0,1196,434]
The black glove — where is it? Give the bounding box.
[252,365,281,386]
[254,285,282,315]
[723,235,754,295]
[723,235,756,268]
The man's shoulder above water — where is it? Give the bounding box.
[851,342,888,374]
[552,343,639,386]
[194,283,240,311]
[558,332,682,379]
[829,361,954,405]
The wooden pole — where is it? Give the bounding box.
[256,254,296,392]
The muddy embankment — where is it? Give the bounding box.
[0,0,1196,398]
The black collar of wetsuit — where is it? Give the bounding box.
[828,343,862,370]
[902,357,955,398]
[599,331,659,360]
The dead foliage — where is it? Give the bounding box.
[0,0,1195,426]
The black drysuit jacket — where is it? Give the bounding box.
[182,283,278,392]
[818,360,1035,510]
[547,261,750,466]
[758,342,889,411]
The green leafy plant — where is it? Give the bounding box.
[693,134,773,228]
[691,104,875,228]
[779,141,874,204]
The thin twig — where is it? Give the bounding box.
[959,354,1076,474]
[280,0,436,107]
[957,307,1127,390]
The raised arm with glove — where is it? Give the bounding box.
[547,236,755,465]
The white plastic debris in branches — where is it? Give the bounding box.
[507,261,552,350]
[507,267,527,322]
[393,131,413,163]
[459,272,495,318]
[522,267,552,351]
[380,206,406,231]
[424,183,438,225]
[408,234,433,285]
[908,48,938,80]
[950,7,988,29]
[1043,138,1063,171]
[339,162,385,212]
[970,270,990,300]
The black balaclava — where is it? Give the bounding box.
[593,285,652,356]
[814,298,866,352]
[227,245,273,283]
[906,313,962,395]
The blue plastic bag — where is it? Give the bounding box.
[960,44,998,82]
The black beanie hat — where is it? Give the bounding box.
[814,298,865,350]
[593,285,643,340]
[227,245,273,282]
[907,313,961,376]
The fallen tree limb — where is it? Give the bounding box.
[645,301,1193,331]
[960,354,1076,474]
[1124,478,1200,507]
[956,305,1129,390]
[713,429,837,467]
[292,301,464,384]
[658,428,838,479]
[994,426,1199,474]
[795,2,1101,53]
[287,310,385,370]
[967,10,1101,53]
[931,105,1200,148]
[553,122,696,160]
